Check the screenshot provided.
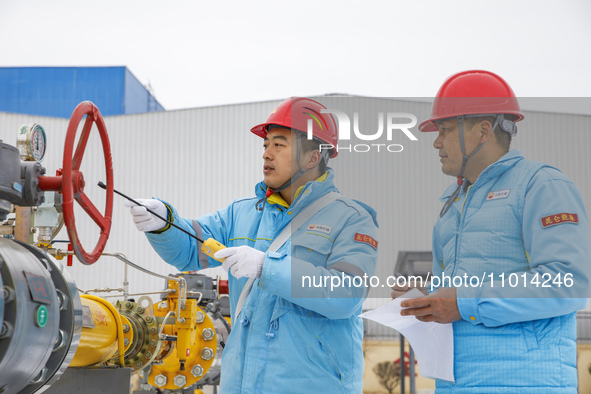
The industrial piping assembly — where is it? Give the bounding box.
[0,102,230,394]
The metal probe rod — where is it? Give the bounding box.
[97,181,204,243]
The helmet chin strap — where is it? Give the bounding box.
[439,115,500,218]
[256,133,326,211]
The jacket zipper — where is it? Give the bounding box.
[452,184,472,278]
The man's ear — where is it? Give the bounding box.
[478,120,494,143]
[303,149,322,170]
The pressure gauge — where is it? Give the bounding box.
[17,123,47,162]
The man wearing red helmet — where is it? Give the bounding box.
[127,97,378,393]
[392,71,590,392]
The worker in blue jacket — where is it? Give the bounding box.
[392,70,590,392]
[126,97,378,393]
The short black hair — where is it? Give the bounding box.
[464,115,512,152]
[299,135,327,174]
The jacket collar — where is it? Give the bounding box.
[255,168,338,213]
[439,149,524,201]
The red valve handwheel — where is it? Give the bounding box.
[39,101,114,264]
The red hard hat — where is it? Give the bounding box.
[251,97,338,158]
[419,70,524,132]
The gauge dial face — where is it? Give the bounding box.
[17,123,47,162]
[30,125,46,161]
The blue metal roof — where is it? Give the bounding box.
[0,66,164,118]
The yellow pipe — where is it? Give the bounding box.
[70,295,125,367]
[84,295,126,367]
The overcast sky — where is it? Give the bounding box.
[1,0,590,111]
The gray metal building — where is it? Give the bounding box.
[0,96,589,313]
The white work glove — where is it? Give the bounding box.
[215,246,265,279]
[125,199,168,232]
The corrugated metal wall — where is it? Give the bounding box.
[1,97,589,311]
[0,100,279,300]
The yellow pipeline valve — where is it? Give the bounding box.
[149,294,218,390]
[176,299,198,369]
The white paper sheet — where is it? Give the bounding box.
[361,288,454,382]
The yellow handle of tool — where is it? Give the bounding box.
[201,238,226,262]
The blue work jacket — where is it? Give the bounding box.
[146,169,378,393]
[431,150,590,393]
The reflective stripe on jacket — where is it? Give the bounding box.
[146,168,378,393]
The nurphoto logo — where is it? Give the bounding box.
[307,109,418,153]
